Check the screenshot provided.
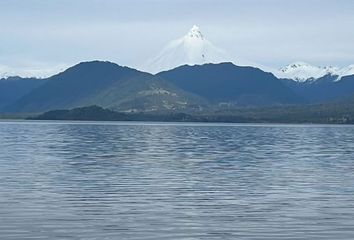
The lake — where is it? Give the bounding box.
[0,121,354,239]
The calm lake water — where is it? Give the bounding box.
[1,121,354,239]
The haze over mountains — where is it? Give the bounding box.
[1,25,354,117]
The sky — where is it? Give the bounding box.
[1,0,354,77]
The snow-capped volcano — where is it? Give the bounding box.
[275,62,354,82]
[141,25,230,73]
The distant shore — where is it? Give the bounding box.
[7,105,351,124]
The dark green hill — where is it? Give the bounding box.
[30,105,197,122]
[283,74,354,103]
[158,62,304,106]
[30,94,354,124]
[0,77,46,110]
[6,61,205,113]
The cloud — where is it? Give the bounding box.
[0,0,353,76]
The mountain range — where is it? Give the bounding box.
[157,63,301,106]
[275,62,354,82]
[2,61,206,113]
[1,60,354,116]
[1,26,354,119]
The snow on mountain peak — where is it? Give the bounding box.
[141,25,230,74]
[337,65,354,79]
[276,62,339,82]
[275,62,354,82]
[187,25,204,39]
[282,62,311,69]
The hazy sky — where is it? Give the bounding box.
[1,0,354,76]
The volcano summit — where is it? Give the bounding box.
[142,25,230,73]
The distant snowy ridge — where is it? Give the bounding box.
[0,64,68,80]
[2,24,353,82]
[338,65,354,79]
[275,62,354,82]
[0,65,17,79]
[141,25,232,74]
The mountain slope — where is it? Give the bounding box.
[158,62,303,106]
[6,61,205,113]
[142,25,229,74]
[284,74,354,103]
[0,77,46,110]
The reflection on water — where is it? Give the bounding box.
[1,121,354,239]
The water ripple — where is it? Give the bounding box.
[0,121,354,239]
